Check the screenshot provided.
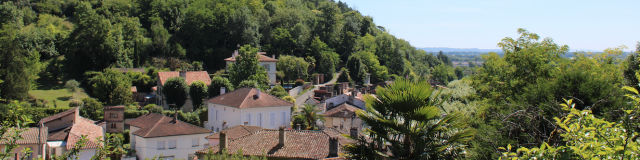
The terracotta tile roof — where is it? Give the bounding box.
[131,86,137,92]
[38,107,78,125]
[66,117,104,150]
[196,129,353,159]
[47,126,71,141]
[125,113,212,138]
[205,88,294,108]
[104,105,125,111]
[0,127,48,145]
[205,125,264,139]
[157,71,211,86]
[324,103,360,118]
[224,54,278,62]
[113,68,146,73]
[151,86,157,91]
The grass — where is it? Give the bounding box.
[29,89,90,108]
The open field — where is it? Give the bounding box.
[29,89,90,108]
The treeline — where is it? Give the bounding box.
[0,0,460,101]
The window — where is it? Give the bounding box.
[215,110,219,121]
[157,141,165,150]
[281,112,287,126]
[245,114,251,125]
[26,147,33,159]
[192,138,199,147]
[270,113,276,127]
[257,113,263,127]
[264,64,270,71]
[160,156,175,160]
[110,123,117,129]
[168,140,176,149]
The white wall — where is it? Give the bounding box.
[133,133,209,159]
[129,126,140,151]
[207,103,291,130]
[325,117,363,131]
[352,98,366,109]
[325,94,349,108]
[77,149,96,160]
[288,85,304,97]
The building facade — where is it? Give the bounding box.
[103,105,125,133]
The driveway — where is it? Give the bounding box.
[294,73,340,107]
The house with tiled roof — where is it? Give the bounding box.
[225,50,278,85]
[205,125,264,146]
[195,126,357,159]
[156,71,212,112]
[0,127,48,160]
[39,107,104,160]
[126,113,213,160]
[103,105,125,133]
[206,88,294,131]
[323,103,364,132]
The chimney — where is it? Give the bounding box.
[220,87,226,95]
[219,131,228,153]
[328,137,339,157]
[173,112,178,123]
[365,73,371,85]
[350,127,358,138]
[179,71,187,79]
[233,50,239,58]
[272,54,275,59]
[278,126,286,146]
[256,88,261,99]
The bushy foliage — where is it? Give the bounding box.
[228,45,270,89]
[294,79,305,87]
[337,68,351,83]
[80,98,104,120]
[269,85,288,98]
[69,99,83,107]
[189,80,208,110]
[144,104,163,113]
[209,76,234,97]
[277,55,310,82]
[162,77,189,110]
[86,68,133,106]
[238,80,259,89]
[124,110,149,119]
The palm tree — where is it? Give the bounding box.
[293,104,325,130]
[346,78,476,159]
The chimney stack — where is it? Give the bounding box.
[220,87,226,95]
[233,50,239,58]
[272,54,275,59]
[179,71,187,79]
[278,126,286,146]
[350,127,358,138]
[219,131,228,153]
[173,112,178,123]
[256,88,261,99]
[328,137,339,157]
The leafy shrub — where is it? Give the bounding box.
[80,98,104,120]
[144,104,163,113]
[269,85,289,98]
[238,80,258,88]
[69,99,83,107]
[294,79,305,87]
[209,76,234,97]
[282,96,295,104]
[162,110,201,126]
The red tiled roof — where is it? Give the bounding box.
[196,128,353,159]
[125,113,212,138]
[66,117,103,150]
[205,125,264,139]
[158,71,211,86]
[224,54,278,62]
[47,126,71,141]
[205,88,293,108]
[152,86,157,91]
[104,105,125,111]
[324,103,360,118]
[131,86,137,92]
[0,127,48,145]
[38,107,78,125]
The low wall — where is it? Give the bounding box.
[289,86,304,97]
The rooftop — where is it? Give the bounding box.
[205,88,293,108]
[205,125,264,140]
[0,127,48,145]
[126,113,212,138]
[324,103,361,118]
[158,71,211,86]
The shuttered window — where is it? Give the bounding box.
[168,140,176,149]
[157,141,165,150]
[281,112,287,126]
[270,113,276,127]
[192,138,199,147]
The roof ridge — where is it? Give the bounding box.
[237,88,252,109]
[143,115,166,138]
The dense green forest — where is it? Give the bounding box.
[2,0,640,159]
[0,0,459,101]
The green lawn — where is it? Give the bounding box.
[29,89,90,108]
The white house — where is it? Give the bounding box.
[38,107,103,160]
[206,87,294,132]
[156,71,211,112]
[225,51,278,85]
[323,103,364,132]
[126,113,212,160]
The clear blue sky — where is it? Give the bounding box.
[340,0,640,51]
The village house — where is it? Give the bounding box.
[38,107,104,160]
[126,113,212,160]
[0,127,48,160]
[195,126,356,159]
[103,105,125,133]
[225,50,278,85]
[323,103,364,132]
[156,71,212,112]
[206,87,294,132]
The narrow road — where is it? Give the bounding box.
[295,73,340,107]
